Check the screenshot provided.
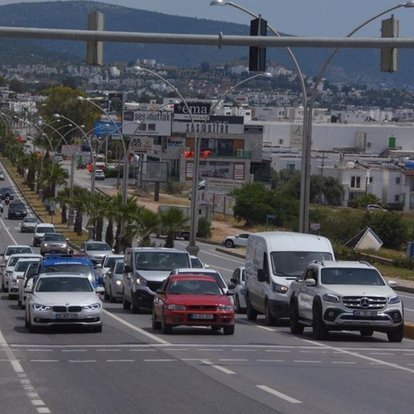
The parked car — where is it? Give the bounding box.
[94,169,105,180]
[20,217,39,233]
[367,204,388,212]
[24,273,104,333]
[80,240,113,265]
[222,233,250,248]
[103,258,124,302]
[33,223,56,247]
[8,200,27,219]
[40,233,70,255]
[152,274,235,334]
[230,266,246,313]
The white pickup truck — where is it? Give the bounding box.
[288,260,404,342]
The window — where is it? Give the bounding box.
[279,139,284,145]
[395,195,400,202]
[287,163,295,171]
[396,177,401,184]
[351,176,361,188]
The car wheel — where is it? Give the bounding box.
[152,309,161,330]
[246,294,258,321]
[92,325,102,333]
[387,324,404,343]
[161,314,172,334]
[122,294,131,311]
[131,294,141,314]
[104,286,109,301]
[18,298,22,307]
[312,302,328,340]
[360,328,374,337]
[223,325,235,335]
[109,287,116,303]
[290,299,305,335]
[224,239,234,248]
[264,299,277,326]
[235,294,244,314]
[211,325,221,331]
[25,312,30,329]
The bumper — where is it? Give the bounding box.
[164,310,235,327]
[132,287,156,309]
[31,310,102,327]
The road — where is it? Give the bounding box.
[2,164,414,413]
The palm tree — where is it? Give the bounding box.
[134,208,159,247]
[37,160,69,199]
[158,207,189,248]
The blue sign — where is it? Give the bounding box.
[93,120,122,137]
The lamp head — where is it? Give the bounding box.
[404,1,414,7]
[210,0,226,5]
[53,114,60,119]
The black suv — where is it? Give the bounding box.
[8,201,27,219]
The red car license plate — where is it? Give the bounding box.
[190,314,214,320]
[55,313,78,320]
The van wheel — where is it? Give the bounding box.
[312,302,328,340]
[223,325,235,335]
[246,294,257,321]
[104,287,109,301]
[131,295,141,314]
[264,299,277,326]
[109,288,116,303]
[290,300,305,335]
[122,295,131,310]
[387,325,404,343]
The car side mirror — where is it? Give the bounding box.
[226,291,234,296]
[95,286,105,294]
[124,265,132,273]
[388,280,398,288]
[305,278,317,287]
[227,283,236,290]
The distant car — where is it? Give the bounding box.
[40,233,69,255]
[100,254,124,277]
[222,233,250,248]
[0,187,14,200]
[8,200,27,219]
[25,273,104,333]
[190,255,208,268]
[10,258,41,300]
[152,274,235,335]
[367,204,387,212]
[230,266,246,313]
[103,258,124,303]
[94,169,105,180]
[33,223,56,247]
[0,171,5,181]
[20,217,39,233]
[80,240,113,265]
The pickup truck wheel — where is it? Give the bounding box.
[122,294,131,310]
[109,288,116,303]
[131,294,141,314]
[246,294,258,321]
[312,303,328,340]
[104,287,109,301]
[235,295,245,314]
[224,240,234,248]
[290,301,304,334]
[387,324,404,343]
[161,315,172,334]
[264,299,277,326]
[152,309,161,330]
[360,328,374,337]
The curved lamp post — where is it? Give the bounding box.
[210,0,310,231]
[134,65,200,255]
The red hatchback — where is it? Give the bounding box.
[152,274,235,335]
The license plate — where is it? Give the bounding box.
[354,310,377,317]
[190,314,214,320]
[55,313,78,320]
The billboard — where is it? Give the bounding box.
[173,101,211,121]
[122,110,172,136]
[92,120,122,137]
[172,115,244,134]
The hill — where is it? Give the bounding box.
[0,1,413,88]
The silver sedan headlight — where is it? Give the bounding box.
[82,303,101,311]
[32,304,51,311]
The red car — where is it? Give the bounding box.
[152,274,235,335]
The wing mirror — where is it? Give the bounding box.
[124,265,132,273]
[305,278,317,287]
[388,280,398,288]
[95,286,105,294]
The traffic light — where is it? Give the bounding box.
[249,17,267,72]
[380,16,399,73]
[86,11,104,66]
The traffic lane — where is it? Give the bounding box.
[400,292,414,323]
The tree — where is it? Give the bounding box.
[37,160,69,199]
[158,207,189,248]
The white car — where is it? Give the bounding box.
[103,258,124,302]
[190,255,209,269]
[25,273,104,333]
[18,262,39,308]
[20,217,39,233]
[100,254,124,277]
[1,245,33,290]
[33,223,56,247]
[3,253,43,294]
[94,169,105,181]
[230,266,246,313]
[222,233,250,248]
[10,258,41,300]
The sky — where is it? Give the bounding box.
[1,0,414,37]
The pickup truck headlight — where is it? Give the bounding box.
[33,304,51,311]
[388,295,401,304]
[271,282,288,293]
[323,293,340,303]
[166,304,186,310]
[135,277,147,286]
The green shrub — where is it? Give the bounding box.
[197,217,211,239]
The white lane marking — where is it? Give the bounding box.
[129,349,155,352]
[0,218,18,244]
[28,349,53,352]
[27,393,40,398]
[257,359,285,362]
[332,361,356,364]
[96,349,121,352]
[30,360,59,363]
[107,359,135,363]
[61,349,87,352]
[163,349,189,352]
[181,358,204,361]
[31,400,45,406]
[102,309,170,345]
[198,348,222,352]
[265,349,290,353]
[404,308,414,312]
[232,349,256,352]
[302,338,414,374]
[144,359,176,362]
[69,360,97,363]
[201,360,236,375]
[257,326,277,332]
[293,360,322,364]
[219,359,247,362]
[257,385,302,404]
[37,408,51,414]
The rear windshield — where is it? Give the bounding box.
[36,277,93,293]
[135,252,190,271]
[104,256,122,268]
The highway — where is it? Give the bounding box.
[1,166,414,413]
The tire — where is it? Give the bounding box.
[290,300,305,335]
[223,325,235,335]
[224,239,234,248]
[131,293,141,314]
[312,302,328,340]
[211,325,221,331]
[92,325,102,333]
[246,294,258,321]
[104,286,109,301]
[235,294,244,314]
[122,294,131,310]
[161,315,172,334]
[264,299,277,326]
[109,287,116,303]
[18,298,22,307]
[152,309,161,330]
[25,312,30,329]
[360,328,374,337]
[387,324,404,343]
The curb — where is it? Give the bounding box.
[404,323,414,340]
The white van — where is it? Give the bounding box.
[245,232,335,325]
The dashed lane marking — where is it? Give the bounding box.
[201,360,236,375]
[257,385,302,404]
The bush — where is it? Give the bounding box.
[197,217,211,239]
[163,180,185,195]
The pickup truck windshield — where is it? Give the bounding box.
[321,268,385,285]
[135,252,190,271]
[270,251,333,276]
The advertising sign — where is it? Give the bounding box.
[129,136,153,153]
[172,115,244,134]
[173,101,211,121]
[92,120,122,137]
[122,110,172,136]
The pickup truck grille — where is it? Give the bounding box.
[343,296,387,310]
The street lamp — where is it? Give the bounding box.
[134,65,200,255]
[210,0,310,232]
